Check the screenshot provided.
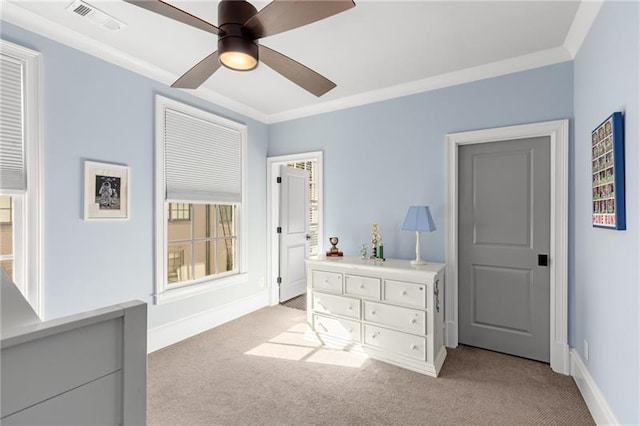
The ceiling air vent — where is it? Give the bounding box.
[66,0,126,32]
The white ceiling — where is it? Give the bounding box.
[4,1,592,122]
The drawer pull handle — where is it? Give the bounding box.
[348,306,353,311]
[371,310,376,315]
[411,344,418,351]
[360,284,365,289]
[323,279,329,284]
[372,332,380,339]
[411,319,417,324]
[402,291,407,296]
[348,328,353,333]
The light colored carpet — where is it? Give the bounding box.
[148,305,593,426]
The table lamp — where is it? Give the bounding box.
[401,206,436,265]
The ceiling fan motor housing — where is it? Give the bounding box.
[218,0,259,70]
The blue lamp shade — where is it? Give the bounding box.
[401,206,436,232]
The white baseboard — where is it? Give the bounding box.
[570,349,619,425]
[147,290,269,353]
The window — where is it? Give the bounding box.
[0,196,14,278]
[169,202,190,221]
[155,95,247,303]
[167,203,236,284]
[286,161,319,256]
[0,40,43,316]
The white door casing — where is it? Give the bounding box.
[445,120,569,374]
[279,165,310,302]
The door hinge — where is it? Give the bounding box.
[277,226,282,233]
[277,277,282,284]
[276,177,282,183]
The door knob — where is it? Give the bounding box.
[538,254,549,266]
[306,234,311,240]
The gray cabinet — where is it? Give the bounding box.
[306,256,446,377]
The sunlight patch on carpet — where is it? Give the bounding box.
[305,348,368,368]
[244,322,368,368]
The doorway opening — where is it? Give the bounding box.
[267,151,323,306]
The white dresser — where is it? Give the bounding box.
[305,256,446,377]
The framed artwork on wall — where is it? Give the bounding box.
[591,112,625,230]
[84,161,130,220]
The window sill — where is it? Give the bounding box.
[154,273,248,305]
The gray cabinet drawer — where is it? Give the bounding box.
[363,301,426,334]
[384,280,427,309]
[345,275,380,299]
[364,325,426,361]
[313,315,361,343]
[311,270,342,293]
[313,292,360,319]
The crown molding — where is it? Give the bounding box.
[0,1,269,123]
[563,0,604,58]
[267,46,572,123]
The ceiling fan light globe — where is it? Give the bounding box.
[219,51,257,71]
[218,36,258,71]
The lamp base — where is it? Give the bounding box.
[410,259,427,266]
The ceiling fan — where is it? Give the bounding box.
[124,0,355,96]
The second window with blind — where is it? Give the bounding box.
[155,96,247,301]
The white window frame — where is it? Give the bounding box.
[154,95,248,304]
[0,40,44,318]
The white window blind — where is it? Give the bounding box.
[0,54,25,192]
[164,108,242,204]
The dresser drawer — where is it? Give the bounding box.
[313,315,361,342]
[384,280,427,309]
[311,270,343,293]
[363,301,426,334]
[345,275,381,299]
[313,292,360,319]
[364,325,426,361]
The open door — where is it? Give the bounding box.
[279,165,310,303]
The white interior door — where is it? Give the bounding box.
[279,165,309,302]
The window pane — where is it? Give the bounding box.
[193,204,216,239]
[167,243,192,284]
[0,195,12,224]
[218,205,235,238]
[0,260,13,280]
[0,197,13,256]
[194,240,214,279]
[167,203,192,242]
[216,238,235,273]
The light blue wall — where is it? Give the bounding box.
[0,22,269,329]
[573,2,639,423]
[269,62,574,263]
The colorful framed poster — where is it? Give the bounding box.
[592,112,625,229]
[84,161,130,220]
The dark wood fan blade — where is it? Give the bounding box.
[244,0,355,39]
[259,45,336,97]
[124,0,219,35]
[171,51,221,89]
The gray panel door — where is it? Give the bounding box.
[458,137,550,362]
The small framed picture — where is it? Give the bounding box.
[84,161,130,220]
[591,112,625,230]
